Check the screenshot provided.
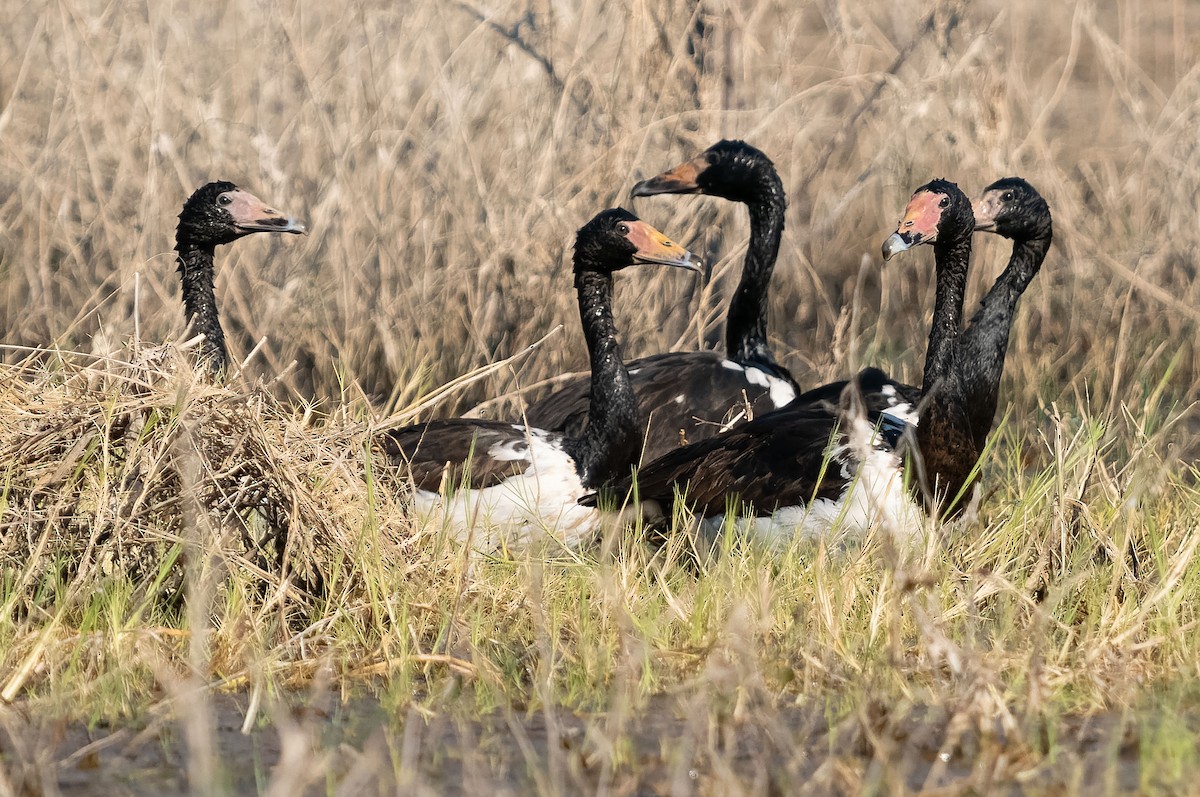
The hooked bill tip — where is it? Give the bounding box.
[664,251,705,274]
[881,231,912,261]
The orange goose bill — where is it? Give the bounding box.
[224,189,307,235]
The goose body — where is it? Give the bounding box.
[599,367,927,546]
[523,141,799,459]
[384,209,701,552]
[175,181,305,373]
[593,178,1051,546]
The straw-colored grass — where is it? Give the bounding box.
[1,0,1199,793]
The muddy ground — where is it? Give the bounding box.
[0,691,1154,795]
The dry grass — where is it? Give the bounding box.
[1,0,1199,793]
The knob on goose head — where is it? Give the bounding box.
[176,181,306,248]
[973,177,1052,241]
[630,139,779,206]
[574,208,703,275]
[881,178,975,261]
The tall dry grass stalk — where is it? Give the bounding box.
[1,0,1198,419]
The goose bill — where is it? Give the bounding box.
[630,155,706,197]
[227,190,308,235]
[882,190,945,260]
[882,232,915,261]
[625,220,703,272]
[972,195,1001,232]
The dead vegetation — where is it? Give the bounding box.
[1,0,1199,793]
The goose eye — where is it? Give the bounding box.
[1002,191,1014,202]
[938,196,949,208]
[218,194,233,206]
[616,222,630,235]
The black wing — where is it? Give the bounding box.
[589,368,916,519]
[588,401,851,519]
[381,420,568,491]
[523,351,801,462]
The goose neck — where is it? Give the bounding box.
[956,229,1052,449]
[920,234,972,389]
[725,176,786,364]
[572,268,639,486]
[176,237,226,373]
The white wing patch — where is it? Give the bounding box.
[765,373,797,408]
[697,456,924,548]
[876,383,919,426]
[743,367,769,388]
[877,383,918,425]
[409,430,601,553]
[487,438,531,461]
[731,362,796,408]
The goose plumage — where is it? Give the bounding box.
[382,209,702,553]
[523,140,799,460]
[589,177,1051,546]
[174,181,305,373]
[788,177,1052,444]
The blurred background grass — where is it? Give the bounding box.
[2,0,1197,431]
[3,4,1200,791]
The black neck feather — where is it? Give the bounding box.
[956,233,1051,450]
[572,269,640,487]
[910,226,975,513]
[724,169,786,366]
[920,234,972,390]
[176,238,226,373]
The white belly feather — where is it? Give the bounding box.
[409,427,601,553]
[697,411,925,547]
[698,445,925,548]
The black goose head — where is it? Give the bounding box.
[574,208,703,275]
[176,181,306,249]
[972,177,1052,241]
[630,140,779,205]
[881,178,975,261]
